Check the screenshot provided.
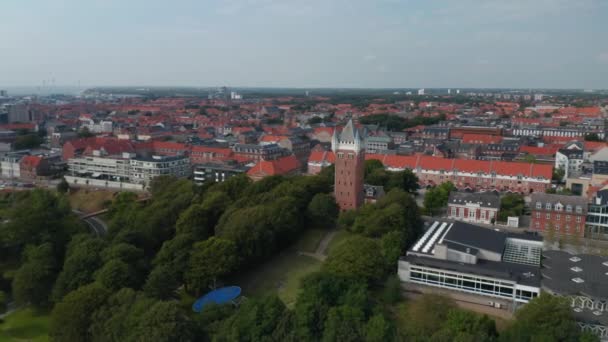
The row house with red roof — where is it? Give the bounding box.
[308,152,552,194]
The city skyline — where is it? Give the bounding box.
[2,0,608,89]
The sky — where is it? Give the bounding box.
[2,0,608,89]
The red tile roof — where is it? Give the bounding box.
[308,150,336,164]
[323,154,554,179]
[584,141,608,152]
[247,155,300,178]
[520,145,559,156]
[20,155,42,168]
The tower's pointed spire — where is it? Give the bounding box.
[331,127,338,153]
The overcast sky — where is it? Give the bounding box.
[2,0,608,89]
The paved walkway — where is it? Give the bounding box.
[73,209,109,236]
[298,229,338,262]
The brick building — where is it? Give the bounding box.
[530,193,588,237]
[308,153,552,194]
[19,155,52,180]
[332,120,365,211]
[447,191,500,225]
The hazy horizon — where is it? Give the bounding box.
[3,0,608,89]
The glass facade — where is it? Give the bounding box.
[586,203,608,240]
[408,265,539,303]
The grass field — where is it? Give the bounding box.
[68,189,116,213]
[230,229,331,308]
[234,251,321,308]
[0,308,50,342]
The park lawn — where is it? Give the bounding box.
[0,308,50,342]
[68,189,116,213]
[233,250,322,309]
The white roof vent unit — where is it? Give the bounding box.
[603,261,608,267]
[570,267,583,273]
[572,278,585,284]
[570,257,582,262]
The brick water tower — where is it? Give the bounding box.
[332,119,365,211]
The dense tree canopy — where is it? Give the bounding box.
[186,237,239,295]
[423,182,456,215]
[12,243,58,307]
[50,284,111,342]
[500,294,594,342]
[0,174,595,342]
[323,236,385,282]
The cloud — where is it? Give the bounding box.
[363,55,377,62]
[597,52,608,63]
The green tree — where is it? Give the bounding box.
[143,263,180,300]
[57,177,70,194]
[500,294,584,342]
[386,169,419,193]
[52,235,106,301]
[322,305,365,342]
[12,243,58,307]
[323,236,385,282]
[50,284,110,342]
[78,126,95,138]
[215,295,292,342]
[381,274,402,304]
[401,293,456,338]
[553,167,566,182]
[364,314,394,342]
[318,164,335,185]
[95,258,139,291]
[131,301,196,342]
[295,272,370,341]
[307,193,339,228]
[186,237,239,295]
[13,134,43,149]
[89,288,155,342]
[423,182,456,216]
[0,291,6,313]
[380,231,406,272]
[1,189,82,257]
[432,309,497,341]
[364,159,385,178]
[337,209,357,230]
[498,193,525,222]
[523,155,537,164]
[365,168,390,187]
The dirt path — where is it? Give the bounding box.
[297,229,338,262]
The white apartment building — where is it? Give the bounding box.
[67,152,190,186]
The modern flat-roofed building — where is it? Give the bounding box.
[193,162,248,184]
[586,189,608,241]
[542,250,608,341]
[67,152,190,188]
[399,220,543,307]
